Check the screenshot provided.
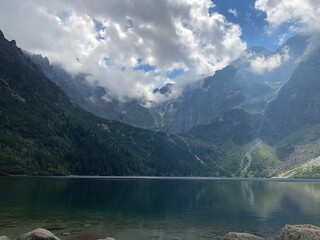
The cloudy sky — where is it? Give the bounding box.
[0,0,319,104]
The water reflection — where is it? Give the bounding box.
[1,177,320,239]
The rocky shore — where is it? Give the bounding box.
[223,224,320,240]
[2,224,320,240]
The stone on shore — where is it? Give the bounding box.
[16,228,60,240]
[222,232,265,240]
[275,224,320,240]
[0,236,11,240]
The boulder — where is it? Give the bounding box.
[0,236,10,240]
[16,228,60,240]
[275,224,320,240]
[98,238,115,240]
[222,232,265,240]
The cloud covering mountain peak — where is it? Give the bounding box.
[1,0,317,104]
[0,0,246,103]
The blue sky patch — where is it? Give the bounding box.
[56,11,70,23]
[103,57,112,66]
[132,59,156,72]
[167,68,185,79]
[212,0,291,51]
[93,19,105,40]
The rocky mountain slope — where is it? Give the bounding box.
[257,48,320,175]
[157,35,308,133]
[261,49,320,141]
[177,35,320,178]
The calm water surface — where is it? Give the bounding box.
[1,177,320,240]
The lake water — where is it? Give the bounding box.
[1,177,320,240]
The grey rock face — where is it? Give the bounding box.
[261,49,320,141]
[16,228,60,240]
[222,232,265,240]
[275,224,320,240]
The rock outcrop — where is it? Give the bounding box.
[222,232,265,240]
[275,224,320,240]
[16,228,60,240]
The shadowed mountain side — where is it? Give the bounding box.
[28,54,159,130]
[261,49,320,142]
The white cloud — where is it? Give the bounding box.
[255,0,320,52]
[248,46,290,74]
[0,0,246,104]
[228,8,238,17]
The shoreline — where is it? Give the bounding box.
[2,175,320,182]
[3,224,320,240]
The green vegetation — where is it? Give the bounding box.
[277,127,309,146]
[248,141,280,177]
[279,156,320,178]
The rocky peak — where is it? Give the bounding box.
[9,39,16,46]
[153,83,175,96]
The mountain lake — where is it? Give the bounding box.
[1,177,320,240]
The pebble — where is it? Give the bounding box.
[197,233,217,238]
[0,221,11,224]
[4,225,17,228]
[150,235,160,239]
[43,224,67,231]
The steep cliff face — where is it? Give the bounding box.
[261,49,320,142]
[158,65,272,133]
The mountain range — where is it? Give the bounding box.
[0,30,213,176]
[2,28,320,178]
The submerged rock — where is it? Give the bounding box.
[42,224,67,231]
[16,228,60,240]
[98,238,115,240]
[275,224,320,240]
[222,232,265,240]
[74,233,103,240]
